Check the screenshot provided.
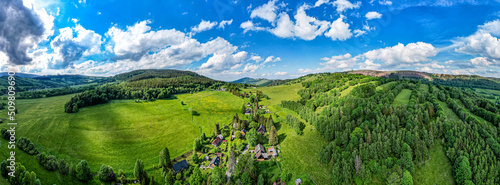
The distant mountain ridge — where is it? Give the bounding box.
[231,77,277,86]
[347,70,499,81]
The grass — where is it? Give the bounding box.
[438,100,461,122]
[414,142,455,185]
[392,89,412,107]
[474,88,500,96]
[419,84,429,92]
[0,91,244,184]
[376,81,397,91]
[275,107,331,185]
[243,83,331,184]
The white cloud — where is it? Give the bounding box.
[250,0,282,23]
[479,20,500,36]
[274,71,288,75]
[293,4,330,40]
[198,51,248,74]
[250,55,263,62]
[242,63,260,73]
[353,29,366,37]
[332,0,361,13]
[320,53,358,70]
[470,57,492,66]
[359,59,381,69]
[365,11,382,20]
[269,12,294,38]
[363,42,438,66]
[191,20,218,34]
[240,20,266,33]
[379,0,392,5]
[324,16,352,41]
[218,19,233,29]
[244,2,353,41]
[314,0,330,7]
[263,56,281,64]
[106,20,187,59]
[455,32,500,60]
[49,24,102,68]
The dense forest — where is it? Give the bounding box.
[64,80,224,113]
[281,73,500,184]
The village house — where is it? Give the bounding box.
[209,155,220,167]
[212,135,224,147]
[173,160,188,174]
[257,124,266,134]
[295,178,303,185]
[246,103,252,106]
[254,144,269,161]
[244,108,252,115]
[240,129,247,136]
[268,146,278,158]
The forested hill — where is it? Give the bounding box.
[0,74,107,94]
[113,69,212,82]
[348,70,500,90]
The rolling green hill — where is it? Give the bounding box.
[231,77,274,86]
[0,69,499,185]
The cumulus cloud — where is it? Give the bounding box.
[293,4,330,40]
[378,0,392,5]
[269,12,295,38]
[250,0,283,23]
[454,20,500,60]
[218,19,233,29]
[190,20,218,35]
[324,16,352,41]
[0,0,54,65]
[363,42,438,66]
[332,0,361,13]
[244,2,354,41]
[263,56,281,64]
[274,71,287,75]
[250,55,263,62]
[198,51,248,74]
[241,63,259,73]
[308,42,439,73]
[240,20,266,33]
[50,25,102,68]
[320,53,358,70]
[365,11,382,20]
[314,0,330,7]
[106,20,187,60]
[353,29,366,37]
[359,59,381,69]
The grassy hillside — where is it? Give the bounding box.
[0,91,243,184]
[413,143,455,185]
[244,83,332,184]
[392,89,412,106]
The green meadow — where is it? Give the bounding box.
[0,91,244,183]
[243,83,332,184]
[414,143,455,185]
[392,89,412,106]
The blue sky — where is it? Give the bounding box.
[1,0,500,80]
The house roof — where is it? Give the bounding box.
[255,144,265,154]
[295,178,303,185]
[257,124,266,133]
[173,160,188,173]
[209,156,220,167]
[212,136,223,146]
